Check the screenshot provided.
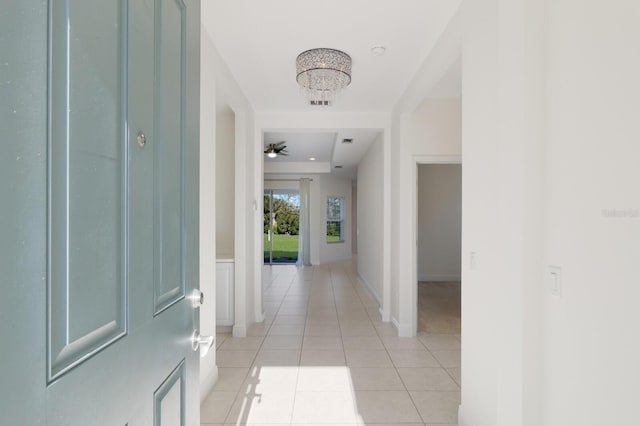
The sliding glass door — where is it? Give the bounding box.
[263,190,300,264]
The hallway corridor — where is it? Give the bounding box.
[201,261,460,425]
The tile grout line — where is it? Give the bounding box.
[336,262,417,422]
[328,263,346,368]
[218,265,296,424]
[329,263,361,425]
[349,263,461,389]
[210,262,461,425]
[345,261,433,424]
[288,264,315,425]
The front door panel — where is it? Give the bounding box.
[32,0,200,424]
[154,0,187,315]
[47,0,128,383]
[154,360,186,426]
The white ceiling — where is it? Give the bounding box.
[203,0,462,111]
[264,132,336,162]
[264,130,380,179]
[205,1,460,180]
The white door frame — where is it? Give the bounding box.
[410,155,462,336]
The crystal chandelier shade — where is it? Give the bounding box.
[296,48,352,104]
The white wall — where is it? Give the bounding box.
[202,4,257,345]
[457,0,547,422]
[351,184,357,254]
[389,0,463,331]
[318,175,353,264]
[390,98,463,334]
[198,25,218,401]
[215,106,235,257]
[455,0,640,425]
[459,0,548,422]
[417,164,462,281]
[541,1,640,425]
[357,134,384,302]
[406,99,463,155]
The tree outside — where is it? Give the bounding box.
[264,193,300,235]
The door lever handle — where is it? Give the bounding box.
[191,330,214,357]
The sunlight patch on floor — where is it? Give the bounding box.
[228,366,362,424]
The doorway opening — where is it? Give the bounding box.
[408,158,462,334]
[263,189,300,264]
[412,160,462,388]
[416,163,462,334]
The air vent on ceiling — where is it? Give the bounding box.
[342,138,353,144]
[310,100,331,106]
[335,165,343,169]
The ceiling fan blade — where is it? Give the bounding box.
[279,152,289,156]
[275,146,287,153]
[274,141,286,147]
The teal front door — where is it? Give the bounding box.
[1,0,201,424]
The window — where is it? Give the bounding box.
[326,196,344,243]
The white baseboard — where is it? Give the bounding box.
[458,404,465,426]
[391,316,413,337]
[357,272,381,306]
[199,364,218,404]
[232,324,247,337]
[381,305,391,322]
[391,316,400,330]
[398,323,413,337]
[418,274,461,282]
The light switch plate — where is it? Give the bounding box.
[548,265,562,296]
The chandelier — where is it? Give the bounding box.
[296,48,352,106]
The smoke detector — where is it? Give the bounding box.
[371,45,386,56]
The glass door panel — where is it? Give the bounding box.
[263,190,300,264]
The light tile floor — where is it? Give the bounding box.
[201,261,460,426]
[417,281,461,335]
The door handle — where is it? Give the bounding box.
[191,330,214,357]
[190,289,204,308]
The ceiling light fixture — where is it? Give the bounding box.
[309,157,316,161]
[264,142,288,158]
[296,48,352,106]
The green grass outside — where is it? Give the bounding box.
[264,233,299,262]
[327,235,342,242]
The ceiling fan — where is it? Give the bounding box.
[264,141,288,158]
